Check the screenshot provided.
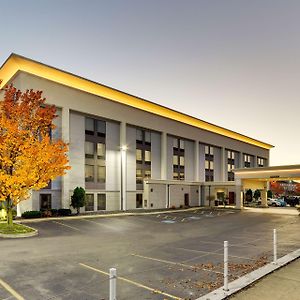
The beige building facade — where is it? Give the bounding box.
[0,54,273,214]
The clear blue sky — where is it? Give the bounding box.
[1,0,299,166]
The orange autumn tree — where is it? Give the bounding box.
[0,83,70,226]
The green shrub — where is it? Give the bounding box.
[22,211,42,219]
[71,187,86,214]
[57,209,72,216]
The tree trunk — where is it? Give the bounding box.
[77,207,80,215]
[6,198,13,227]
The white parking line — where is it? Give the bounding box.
[52,221,81,232]
[175,247,258,261]
[132,253,223,274]
[79,263,183,300]
[0,278,25,300]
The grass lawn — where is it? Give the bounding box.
[0,222,34,234]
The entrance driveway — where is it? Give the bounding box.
[0,209,299,299]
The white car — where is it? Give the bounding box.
[267,198,281,207]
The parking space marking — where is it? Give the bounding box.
[79,263,183,300]
[131,253,223,274]
[175,247,258,261]
[0,278,25,300]
[52,221,81,232]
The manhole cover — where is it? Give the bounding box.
[188,216,201,220]
[161,220,176,224]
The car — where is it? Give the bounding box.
[267,198,281,207]
[276,198,287,207]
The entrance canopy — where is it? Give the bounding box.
[233,165,300,208]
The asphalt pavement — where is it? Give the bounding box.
[0,208,299,300]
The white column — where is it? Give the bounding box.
[161,132,167,180]
[61,107,70,209]
[194,141,200,181]
[261,181,268,207]
[235,179,243,209]
[120,122,127,210]
[220,147,226,182]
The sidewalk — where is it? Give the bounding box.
[231,259,300,300]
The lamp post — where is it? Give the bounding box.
[120,145,127,211]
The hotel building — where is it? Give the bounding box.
[0,54,273,214]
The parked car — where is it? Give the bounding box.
[267,198,281,207]
[276,198,287,207]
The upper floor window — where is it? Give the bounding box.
[205,145,214,182]
[173,138,185,180]
[244,154,251,168]
[227,150,236,181]
[136,128,151,186]
[85,117,106,185]
[257,157,265,167]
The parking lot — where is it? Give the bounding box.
[0,208,299,300]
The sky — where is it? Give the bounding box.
[0,0,299,166]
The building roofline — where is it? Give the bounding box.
[234,164,300,173]
[0,53,274,149]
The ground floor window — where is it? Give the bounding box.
[85,194,94,211]
[40,194,52,210]
[136,194,143,208]
[97,194,106,210]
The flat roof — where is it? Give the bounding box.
[0,53,274,149]
[234,164,300,174]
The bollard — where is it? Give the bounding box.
[273,229,277,264]
[109,268,117,300]
[224,241,229,291]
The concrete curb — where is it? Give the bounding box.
[18,207,211,223]
[196,248,300,300]
[0,224,38,239]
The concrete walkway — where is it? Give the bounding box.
[244,206,299,215]
[231,259,300,300]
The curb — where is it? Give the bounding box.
[196,248,300,300]
[18,207,237,223]
[0,224,38,239]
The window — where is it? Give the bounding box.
[227,150,235,181]
[244,154,251,168]
[179,156,185,167]
[97,166,106,183]
[96,120,106,137]
[85,141,94,158]
[136,128,151,186]
[97,143,105,158]
[173,155,178,165]
[136,169,143,184]
[85,118,94,135]
[85,117,106,186]
[173,138,185,180]
[257,157,264,167]
[205,144,214,182]
[144,170,151,179]
[145,131,151,144]
[40,194,51,210]
[136,194,143,208]
[145,150,151,164]
[85,165,94,182]
[136,149,142,162]
[136,129,143,142]
[179,140,184,150]
[97,194,106,210]
[85,194,94,211]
